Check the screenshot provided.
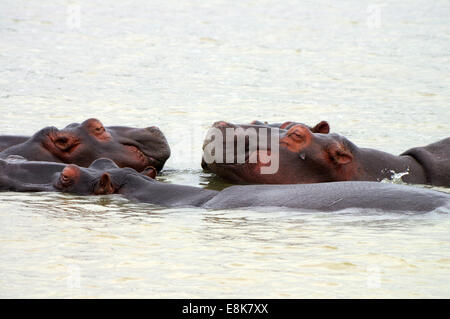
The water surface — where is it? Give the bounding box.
[0,0,449,298]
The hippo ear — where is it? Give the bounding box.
[99,173,112,187]
[89,158,119,170]
[328,145,353,165]
[141,166,157,179]
[312,121,330,134]
[94,173,115,195]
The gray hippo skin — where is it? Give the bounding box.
[0,136,29,152]
[203,182,449,212]
[1,158,448,212]
[401,138,450,187]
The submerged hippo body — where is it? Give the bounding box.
[0,118,171,172]
[1,158,448,212]
[203,182,449,212]
[202,122,450,187]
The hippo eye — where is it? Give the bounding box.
[91,126,111,141]
[289,132,304,141]
[94,126,105,134]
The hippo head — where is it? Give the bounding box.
[202,122,361,184]
[1,118,170,172]
[52,158,157,195]
[0,157,157,193]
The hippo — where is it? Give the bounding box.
[0,157,448,212]
[202,122,450,187]
[0,118,171,172]
[0,156,157,192]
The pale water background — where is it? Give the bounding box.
[0,0,449,298]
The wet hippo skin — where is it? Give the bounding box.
[400,138,450,187]
[202,122,450,187]
[1,158,448,212]
[0,118,171,172]
[0,136,29,152]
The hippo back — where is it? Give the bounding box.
[202,181,450,212]
[401,137,450,187]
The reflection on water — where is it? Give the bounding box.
[1,0,450,298]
